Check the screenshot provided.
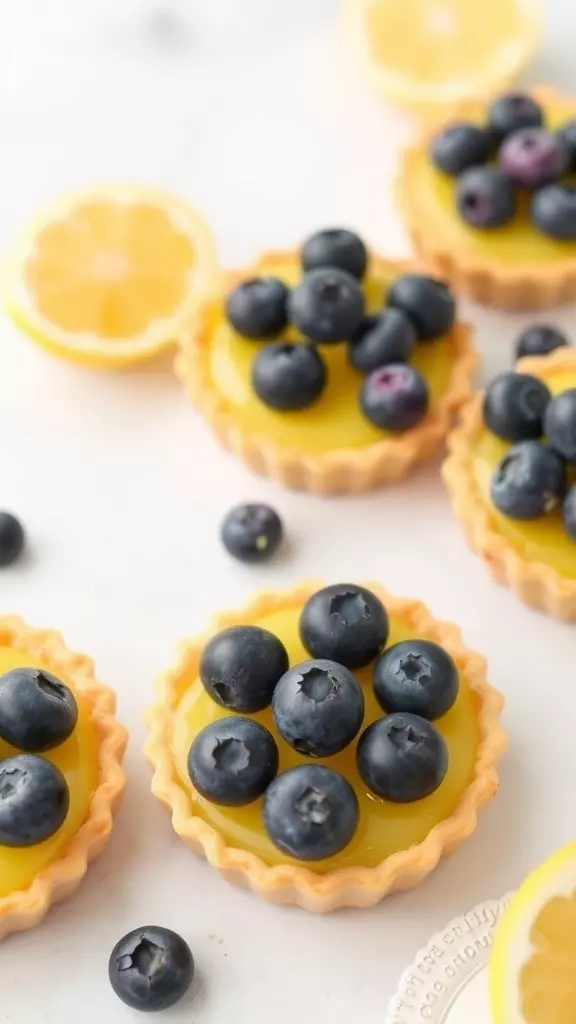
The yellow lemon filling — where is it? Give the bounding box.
[207,258,458,453]
[0,647,97,897]
[170,602,481,873]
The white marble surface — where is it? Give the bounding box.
[0,1,576,1021]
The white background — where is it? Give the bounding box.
[1,1,576,1021]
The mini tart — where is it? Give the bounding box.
[144,581,506,913]
[0,616,127,939]
[398,86,576,311]
[175,252,476,495]
[443,348,576,620]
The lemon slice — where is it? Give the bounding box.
[3,185,219,369]
[491,842,576,1024]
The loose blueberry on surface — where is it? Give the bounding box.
[301,228,368,280]
[199,624,289,712]
[491,440,566,519]
[360,364,429,432]
[0,668,78,752]
[499,128,568,188]
[563,485,576,541]
[288,268,365,343]
[487,92,544,145]
[532,184,576,240]
[430,122,492,175]
[544,388,576,462]
[373,639,459,721]
[0,754,70,847]
[188,717,278,806]
[262,763,359,861]
[456,166,517,229]
[556,119,576,171]
[299,583,388,670]
[348,309,416,374]
[356,713,448,803]
[482,372,551,442]
[109,925,194,1013]
[386,273,456,341]
[0,512,25,568]
[515,324,570,361]
[272,659,364,758]
[225,276,289,339]
[221,502,284,563]
[251,341,327,411]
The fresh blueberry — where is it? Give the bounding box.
[221,503,284,563]
[515,324,570,361]
[301,228,368,280]
[430,122,492,175]
[262,764,359,861]
[556,119,576,171]
[288,268,365,343]
[272,659,364,758]
[0,754,69,846]
[0,512,25,568]
[532,184,576,240]
[386,273,456,341]
[252,341,327,411]
[299,583,388,670]
[482,372,551,442]
[487,92,543,145]
[491,441,566,519]
[360,364,429,432]
[188,717,278,806]
[499,128,568,188]
[225,276,289,339]
[109,926,194,1012]
[373,639,459,721]
[356,713,448,803]
[0,668,78,752]
[348,309,416,373]
[456,166,517,228]
[563,484,576,541]
[544,388,576,462]
[200,625,289,712]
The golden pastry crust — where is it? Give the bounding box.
[175,252,477,495]
[0,616,127,939]
[144,581,506,913]
[398,86,576,311]
[444,349,576,621]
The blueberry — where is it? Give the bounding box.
[348,309,416,374]
[299,583,388,670]
[301,228,368,280]
[360,364,429,432]
[430,122,492,175]
[515,324,570,361]
[200,625,289,712]
[188,717,278,806]
[487,92,543,145]
[386,273,456,341]
[356,713,448,803]
[109,925,194,1012]
[532,184,576,240]
[272,659,364,757]
[499,128,568,188]
[288,268,365,343]
[544,388,576,462]
[0,668,78,752]
[252,341,326,411]
[456,166,517,228]
[491,441,566,519]
[556,120,576,171]
[373,639,459,721]
[0,754,69,846]
[563,484,576,541]
[221,503,283,563]
[225,276,289,339]
[262,764,359,861]
[482,372,551,442]
[0,512,25,568]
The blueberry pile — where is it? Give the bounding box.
[430,91,576,239]
[484,371,576,539]
[188,584,459,862]
[224,229,457,433]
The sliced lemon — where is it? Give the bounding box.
[3,185,219,368]
[343,0,542,115]
[491,842,576,1024]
